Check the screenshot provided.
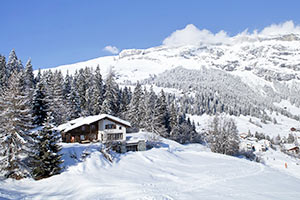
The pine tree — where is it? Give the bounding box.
[91,65,104,115]
[74,69,88,114]
[119,86,131,117]
[32,81,48,126]
[6,49,22,76]
[23,59,35,123]
[69,77,81,119]
[24,59,35,90]
[101,70,119,115]
[31,117,62,180]
[138,87,148,129]
[0,55,7,89]
[127,82,143,129]
[169,102,178,135]
[144,85,157,132]
[153,90,169,137]
[35,68,42,84]
[0,72,33,179]
[51,71,66,125]
[63,72,76,121]
[82,67,93,115]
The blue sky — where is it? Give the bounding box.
[0,0,299,69]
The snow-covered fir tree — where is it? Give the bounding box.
[6,49,22,76]
[31,117,62,180]
[0,71,34,179]
[24,59,35,90]
[138,87,148,129]
[32,81,48,126]
[62,72,74,121]
[90,65,104,115]
[153,90,169,137]
[69,76,81,119]
[101,70,119,116]
[144,85,157,133]
[119,86,131,118]
[0,55,7,89]
[127,82,144,130]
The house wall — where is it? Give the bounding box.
[98,118,126,142]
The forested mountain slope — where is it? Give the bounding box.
[45,33,300,121]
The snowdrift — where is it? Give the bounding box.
[0,133,300,200]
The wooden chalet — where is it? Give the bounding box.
[57,114,131,143]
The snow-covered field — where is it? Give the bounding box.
[1,133,300,200]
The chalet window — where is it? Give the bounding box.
[91,125,96,130]
[119,126,122,130]
[81,126,86,131]
[105,124,116,129]
[106,133,123,141]
[80,135,85,140]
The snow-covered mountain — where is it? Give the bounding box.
[47,33,300,84]
[44,33,300,120]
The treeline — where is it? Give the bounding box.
[0,50,201,179]
[144,67,300,122]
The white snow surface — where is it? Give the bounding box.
[274,100,300,116]
[1,132,300,200]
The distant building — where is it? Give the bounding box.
[239,132,248,139]
[283,144,299,155]
[288,146,299,154]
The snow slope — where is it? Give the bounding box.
[189,113,300,139]
[43,35,300,89]
[0,133,300,200]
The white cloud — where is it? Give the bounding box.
[259,21,300,36]
[162,21,300,47]
[103,45,120,54]
[163,24,230,47]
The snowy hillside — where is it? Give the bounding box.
[45,33,300,87]
[189,113,300,139]
[41,31,300,121]
[1,133,300,200]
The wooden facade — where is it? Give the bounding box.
[61,121,99,143]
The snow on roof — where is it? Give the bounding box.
[57,114,131,132]
[283,143,298,150]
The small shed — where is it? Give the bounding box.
[126,140,146,152]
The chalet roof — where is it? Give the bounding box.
[288,146,299,151]
[283,144,299,150]
[57,114,131,133]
